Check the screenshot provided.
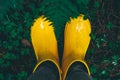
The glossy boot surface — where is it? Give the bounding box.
[31,16,61,80]
[62,14,91,80]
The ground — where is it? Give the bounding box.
[0,0,120,80]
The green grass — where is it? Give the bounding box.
[0,0,120,79]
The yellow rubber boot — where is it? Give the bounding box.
[31,16,61,80]
[62,14,91,80]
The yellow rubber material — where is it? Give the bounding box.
[62,14,91,80]
[31,16,61,80]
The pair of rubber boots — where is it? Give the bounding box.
[31,14,91,80]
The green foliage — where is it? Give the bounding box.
[0,73,4,80]
[6,73,14,80]
[91,33,96,40]
[17,71,28,80]
[94,1,100,8]
[106,22,113,30]
[90,65,97,74]
[0,0,120,80]
[3,53,17,60]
